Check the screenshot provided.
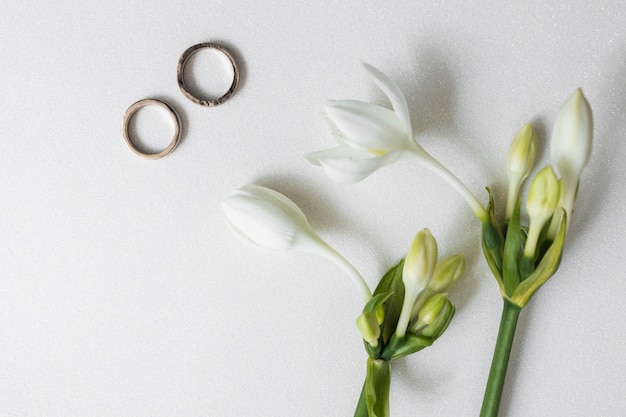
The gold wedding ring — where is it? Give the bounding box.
[121,98,181,159]
[177,42,240,106]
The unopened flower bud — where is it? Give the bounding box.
[403,229,438,293]
[357,311,381,347]
[418,293,449,325]
[413,294,455,338]
[550,88,592,231]
[524,166,561,261]
[527,166,561,229]
[428,254,465,293]
[506,123,538,220]
[222,185,320,252]
[396,229,438,338]
[223,184,373,303]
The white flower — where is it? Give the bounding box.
[306,63,489,223]
[305,62,422,183]
[550,88,593,230]
[223,184,372,302]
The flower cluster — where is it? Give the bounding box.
[482,89,592,307]
[223,62,593,417]
[353,229,464,417]
[306,63,592,308]
[223,184,464,417]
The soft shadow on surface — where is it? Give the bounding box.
[251,172,359,237]
[568,46,626,244]
[365,44,459,140]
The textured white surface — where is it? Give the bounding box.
[1,1,625,416]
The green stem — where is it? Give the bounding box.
[480,299,522,417]
[354,358,392,417]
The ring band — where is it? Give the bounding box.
[177,42,240,106]
[121,99,182,160]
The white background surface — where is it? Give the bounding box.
[1,1,625,416]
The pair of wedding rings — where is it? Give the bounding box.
[121,42,240,160]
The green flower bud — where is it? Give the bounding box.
[418,293,449,325]
[524,166,561,259]
[402,229,438,293]
[415,294,455,339]
[506,123,538,220]
[396,229,438,338]
[357,311,381,347]
[428,254,466,293]
[526,166,561,225]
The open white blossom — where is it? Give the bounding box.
[305,62,422,183]
[306,62,489,223]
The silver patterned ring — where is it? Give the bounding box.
[177,42,240,107]
[121,98,182,160]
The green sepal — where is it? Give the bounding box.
[482,222,504,288]
[373,260,405,344]
[481,187,504,290]
[365,357,391,417]
[386,334,434,360]
[502,199,522,296]
[363,292,393,315]
[364,340,381,359]
[510,210,567,307]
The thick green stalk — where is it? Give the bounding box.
[480,299,522,417]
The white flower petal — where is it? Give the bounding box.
[236,184,311,230]
[362,62,412,137]
[222,196,299,251]
[550,88,593,181]
[306,145,403,183]
[223,185,321,252]
[325,100,408,152]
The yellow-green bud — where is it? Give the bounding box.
[428,254,466,293]
[410,293,454,336]
[527,166,561,226]
[524,166,561,258]
[402,229,438,293]
[506,123,538,220]
[396,229,438,338]
[418,293,449,325]
[356,311,380,347]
